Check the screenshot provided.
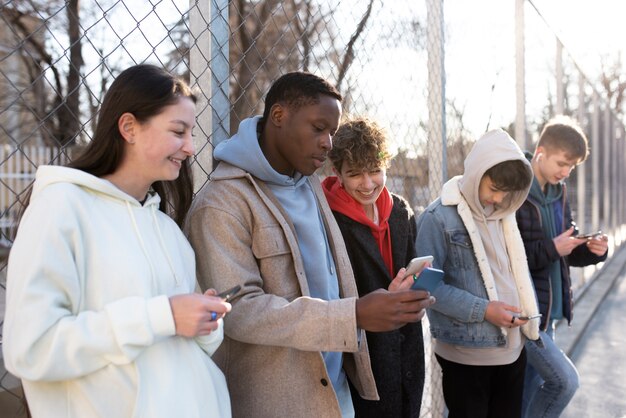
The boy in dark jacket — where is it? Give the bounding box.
[322,118,428,418]
[516,116,608,418]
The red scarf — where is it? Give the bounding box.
[322,176,395,278]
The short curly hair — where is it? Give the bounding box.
[328,118,392,172]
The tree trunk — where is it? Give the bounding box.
[55,0,83,146]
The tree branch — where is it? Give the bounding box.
[335,0,375,91]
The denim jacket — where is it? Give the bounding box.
[415,176,540,347]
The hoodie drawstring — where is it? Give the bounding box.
[125,201,181,289]
[316,204,335,276]
[151,205,181,287]
[126,201,158,289]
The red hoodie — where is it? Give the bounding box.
[322,176,395,278]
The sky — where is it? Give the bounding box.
[532,0,626,76]
[442,0,626,139]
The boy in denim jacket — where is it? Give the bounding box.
[415,129,540,418]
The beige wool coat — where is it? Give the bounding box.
[185,162,378,418]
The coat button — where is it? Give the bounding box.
[406,371,413,379]
[320,378,328,386]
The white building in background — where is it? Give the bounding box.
[0,7,47,148]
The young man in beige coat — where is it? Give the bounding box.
[185,72,434,418]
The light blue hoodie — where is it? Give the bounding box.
[214,116,353,416]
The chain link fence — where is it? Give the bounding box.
[1,0,625,417]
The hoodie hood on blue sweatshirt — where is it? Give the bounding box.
[214,116,338,299]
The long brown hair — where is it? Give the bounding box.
[69,64,195,226]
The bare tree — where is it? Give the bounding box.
[5,0,84,147]
[600,54,626,119]
[228,0,378,132]
[445,99,473,175]
[229,0,301,131]
[335,0,374,92]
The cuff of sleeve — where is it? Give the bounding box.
[328,297,359,352]
[472,298,489,323]
[147,295,177,340]
[195,320,225,355]
[546,238,560,260]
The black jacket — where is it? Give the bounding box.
[332,193,424,418]
[516,188,607,330]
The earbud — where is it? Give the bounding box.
[537,153,543,161]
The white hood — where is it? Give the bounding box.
[32,165,161,208]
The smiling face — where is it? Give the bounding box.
[262,94,341,176]
[335,161,387,209]
[533,146,580,188]
[125,96,196,189]
[478,175,509,208]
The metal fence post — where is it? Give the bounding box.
[515,0,527,149]
[210,0,230,146]
[555,39,564,115]
[427,0,446,203]
[591,92,600,232]
[611,117,619,233]
[576,71,586,232]
[189,0,213,192]
[603,106,611,233]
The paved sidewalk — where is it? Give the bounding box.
[559,245,626,418]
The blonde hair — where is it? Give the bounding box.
[537,115,589,162]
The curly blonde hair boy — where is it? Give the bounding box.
[328,118,392,172]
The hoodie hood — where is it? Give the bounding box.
[459,129,532,220]
[32,165,161,208]
[213,116,307,188]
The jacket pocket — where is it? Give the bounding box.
[252,225,292,258]
[251,225,300,299]
[447,229,475,270]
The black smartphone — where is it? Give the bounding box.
[577,232,602,240]
[517,313,542,320]
[217,285,242,302]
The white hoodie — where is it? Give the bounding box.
[2,166,230,418]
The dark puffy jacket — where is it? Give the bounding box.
[516,188,607,330]
[332,194,424,418]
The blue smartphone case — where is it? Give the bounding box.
[411,267,444,292]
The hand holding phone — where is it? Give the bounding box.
[410,267,444,293]
[576,230,602,240]
[403,256,434,278]
[517,313,542,320]
[216,285,242,302]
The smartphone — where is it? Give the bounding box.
[577,231,602,240]
[217,285,242,302]
[410,267,444,293]
[517,313,542,320]
[403,255,434,278]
